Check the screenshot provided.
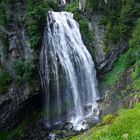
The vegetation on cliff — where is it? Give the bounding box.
[103,17,140,88]
[26,0,48,49]
[0,69,11,95]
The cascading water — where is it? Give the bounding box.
[40,11,99,130]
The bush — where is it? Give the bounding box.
[123,48,137,69]
[99,16,107,25]
[96,0,140,46]
[47,1,59,11]
[65,2,78,13]
[0,70,11,95]
[129,18,140,48]
[102,114,114,125]
[79,20,94,46]
[26,0,49,49]
[103,53,128,86]
[132,78,140,90]
[13,59,36,84]
[132,63,140,79]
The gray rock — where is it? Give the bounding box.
[0,87,42,131]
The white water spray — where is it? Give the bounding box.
[40,11,99,130]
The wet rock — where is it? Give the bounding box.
[91,15,105,66]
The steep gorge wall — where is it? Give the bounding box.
[0,0,43,132]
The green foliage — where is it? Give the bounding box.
[88,0,122,13]
[128,18,140,88]
[47,1,59,11]
[132,62,140,79]
[102,114,114,125]
[0,109,46,139]
[103,16,140,86]
[26,0,48,49]
[0,132,8,140]
[69,104,140,140]
[0,70,11,95]
[8,122,26,139]
[103,53,128,86]
[123,48,137,68]
[94,0,140,46]
[132,79,140,90]
[129,18,140,48]
[0,3,7,27]
[104,23,119,45]
[89,0,105,12]
[0,0,15,29]
[0,33,9,58]
[65,2,78,13]
[99,16,107,25]
[0,110,37,140]
[79,20,94,47]
[13,59,36,84]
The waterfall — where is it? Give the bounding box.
[40,11,99,130]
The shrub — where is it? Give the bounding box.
[65,2,78,13]
[47,1,59,11]
[102,114,114,125]
[26,0,48,49]
[103,17,140,86]
[132,78,140,90]
[132,62,140,80]
[79,20,94,46]
[96,0,140,46]
[0,70,11,95]
[129,18,140,48]
[99,16,107,25]
[13,59,36,84]
[123,48,137,69]
[103,53,128,86]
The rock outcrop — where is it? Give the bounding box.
[79,0,86,11]
[0,86,42,131]
[90,14,128,74]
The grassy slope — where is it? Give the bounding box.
[69,104,140,140]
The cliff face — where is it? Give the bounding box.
[0,0,42,132]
